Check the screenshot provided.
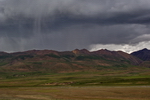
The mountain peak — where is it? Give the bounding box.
[141,48,149,51]
[131,48,150,61]
[92,49,112,56]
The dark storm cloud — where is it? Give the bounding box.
[0,0,150,52]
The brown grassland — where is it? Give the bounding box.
[0,86,150,100]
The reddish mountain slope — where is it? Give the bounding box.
[0,49,142,73]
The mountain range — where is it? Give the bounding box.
[0,48,149,73]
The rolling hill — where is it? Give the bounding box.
[0,49,143,73]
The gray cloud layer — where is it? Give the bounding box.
[0,0,150,52]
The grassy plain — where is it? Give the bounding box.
[0,86,150,100]
[0,66,150,100]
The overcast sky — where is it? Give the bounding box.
[0,0,150,53]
